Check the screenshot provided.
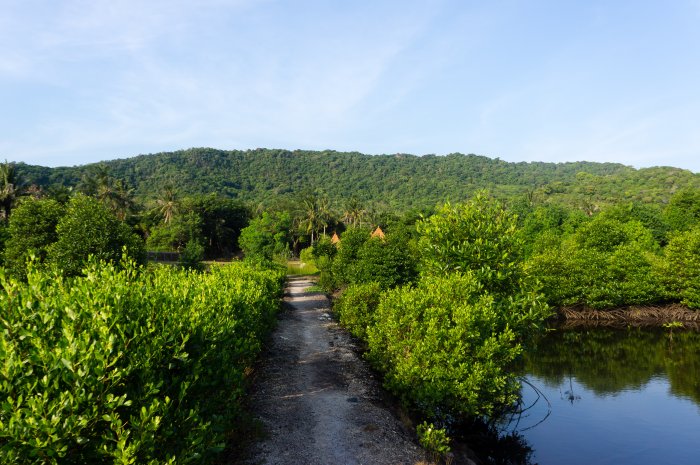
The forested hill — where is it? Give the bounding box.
[15,148,700,210]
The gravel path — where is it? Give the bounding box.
[241,276,425,465]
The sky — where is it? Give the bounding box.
[2,0,700,171]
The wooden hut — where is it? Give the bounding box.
[370,226,385,239]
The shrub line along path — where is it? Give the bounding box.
[242,276,425,465]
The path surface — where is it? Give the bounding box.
[242,276,424,465]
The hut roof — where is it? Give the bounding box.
[371,226,385,239]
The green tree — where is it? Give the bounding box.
[352,229,418,290]
[78,164,136,220]
[48,194,146,276]
[367,273,549,418]
[0,161,21,220]
[659,227,700,307]
[238,211,292,261]
[154,184,179,224]
[187,194,249,257]
[146,210,203,252]
[417,192,522,293]
[341,198,366,227]
[3,198,64,279]
[664,188,700,232]
[330,227,371,287]
[179,239,205,271]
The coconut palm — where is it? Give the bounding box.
[342,198,366,227]
[155,185,179,224]
[0,161,20,219]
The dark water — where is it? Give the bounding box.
[511,326,700,465]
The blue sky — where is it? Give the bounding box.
[2,0,700,171]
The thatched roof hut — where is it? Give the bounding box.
[370,226,385,239]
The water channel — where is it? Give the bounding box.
[509,324,700,465]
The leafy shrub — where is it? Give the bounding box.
[47,194,146,276]
[354,233,418,290]
[663,189,700,232]
[316,255,336,291]
[299,246,315,265]
[3,198,64,279]
[529,221,663,309]
[366,273,549,418]
[0,259,284,464]
[325,227,418,291]
[311,234,337,260]
[416,192,522,293]
[330,227,370,286]
[358,195,550,423]
[334,282,383,340]
[178,239,205,271]
[238,211,291,261]
[659,227,700,307]
[417,422,451,463]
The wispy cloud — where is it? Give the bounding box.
[2,1,700,172]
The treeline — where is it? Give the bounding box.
[14,147,700,212]
[0,162,250,276]
[522,192,700,309]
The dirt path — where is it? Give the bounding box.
[241,276,425,465]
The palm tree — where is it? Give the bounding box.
[295,194,335,245]
[97,179,135,221]
[316,196,333,237]
[79,165,135,220]
[77,164,111,197]
[0,161,20,219]
[342,198,366,227]
[299,197,320,245]
[155,185,179,224]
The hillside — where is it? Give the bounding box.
[15,148,700,210]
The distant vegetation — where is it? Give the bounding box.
[14,147,700,212]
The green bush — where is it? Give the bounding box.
[238,211,291,261]
[311,235,337,261]
[359,195,550,422]
[659,227,700,307]
[353,232,418,290]
[330,227,370,287]
[367,273,549,418]
[3,198,64,279]
[416,422,451,463]
[416,192,522,293]
[528,221,664,309]
[178,239,205,271]
[0,259,284,464]
[325,227,417,291]
[335,282,383,340]
[299,246,315,265]
[47,195,146,276]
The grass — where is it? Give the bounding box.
[286,260,319,276]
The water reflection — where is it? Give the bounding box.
[510,326,700,465]
[523,327,700,405]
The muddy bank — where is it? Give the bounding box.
[556,304,700,328]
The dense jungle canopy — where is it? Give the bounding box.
[14,148,700,211]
